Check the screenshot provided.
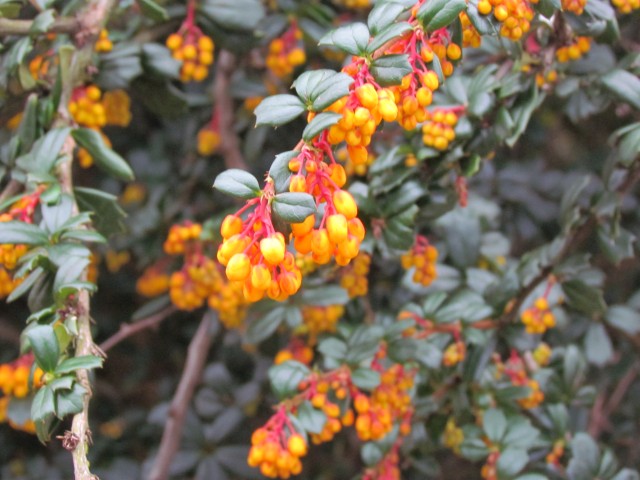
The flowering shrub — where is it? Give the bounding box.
[0,0,639,479]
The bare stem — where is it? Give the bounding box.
[99,306,177,353]
[148,313,217,480]
[0,16,81,36]
[214,50,249,171]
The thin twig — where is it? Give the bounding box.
[0,16,81,36]
[99,305,177,353]
[148,313,217,480]
[214,50,249,171]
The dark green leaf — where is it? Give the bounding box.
[269,361,310,398]
[302,112,342,141]
[319,23,370,56]
[272,192,316,223]
[368,3,407,34]
[246,306,286,344]
[584,323,613,366]
[297,401,327,434]
[606,305,640,334]
[293,70,353,111]
[254,94,305,127]
[317,337,348,360]
[72,128,134,181]
[351,368,381,391]
[562,279,606,316]
[0,221,48,245]
[137,0,168,21]
[54,355,104,375]
[418,0,467,31]
[300,285,349,306]
[601,69,640,109]
[55,383,86,418]
[199,0,266,31]
[29,9,55,34]
[269,151,297,193]
[369,54,412,87]
[31,385,55,422]
[213,169,261,199]
[26,325,60,373]
[483,408,507,442]
[7,266,44,303]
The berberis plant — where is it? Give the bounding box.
[0,0,639,479]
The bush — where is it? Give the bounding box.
[0,0,639,479]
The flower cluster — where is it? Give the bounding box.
[95,29,113,52]
[266,23,306,78]
[0,354,44,399]
[340,251,370,297]
[197,109,221,156]
[460,12,482,48]
[332,0,371,8]
[218,184,304,302]
[520,296,555,334]
[166,3,215,83]
[497,351,544,409]
[69,85,107,128]
[476,0,535,41]
[561,0,587,15]
[136,262,170,298]
[442,339,466,367]
[274,338,314,365]
[481,451,500,480]
[443,418,464,454]
[401,235,438,286]
[612,0,639,13]
[160,221,249,326]
[103,90,132,127]
[546,439,565,466]
[248,408,307,478]
[362,446,401,480]
[555,36,591,63]
[301,305,344,340]
[422,108,460,151]
[288,146,365,266]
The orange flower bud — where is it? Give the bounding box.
[326,214,348,244]
[333,190,358,220]
[260,236,285,266]
[221,215,242,239]
[226,253,251,281]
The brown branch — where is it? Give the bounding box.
[0,179,22,204]
[99,305,177,353]
[0,319,21,345]
[148,313,217,480]
[47,1,116,478]
[214,50,249,171]
[0,16,81,36]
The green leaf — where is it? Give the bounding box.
[31,385,55,422]
[55,383,86,419]
[361,442,385,466]
[272,192,316,223]
[606,305,640,334]
[213,169,261,199]
[584,323,613,367]
[7,266,44,303]
[300,285,349,306]
[199,0,266,31]
[245,306,285,344]
[254,94,305,127]
[269,151,297,193]
[0,221,48,245]
[567,433,600,479]
[20,127,71,174]
[137,0,168,21]
[72,128,134,181]
[351,368,381,391]
[141,43,180,79]
[483,408,507,443]
[317,337,348,360]
[601,69,640,109]
[26,325,59,373]
[54,355,104,375]
[497,448,529,477]
[368,3,407,34]
[319,23,370,56]
[29,9,55,34]
[562,279,606,316]
[75,187,127,236]
[296,401,327,434]
[597,225,636,265]
[367,22,413,53]
[269,361,310,399]
[418,0,467,31]
[293,70,353,112]
[369,54,412,87]
[60,229,106,244]
[302,112,342,141]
